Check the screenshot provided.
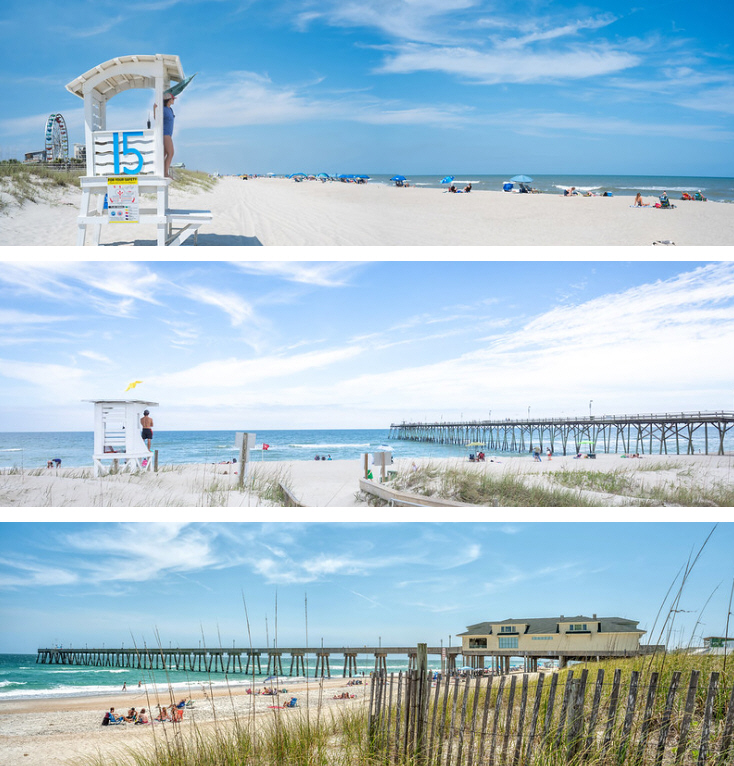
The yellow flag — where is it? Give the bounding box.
[125,380,143,392]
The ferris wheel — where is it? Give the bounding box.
[45,113,69,161]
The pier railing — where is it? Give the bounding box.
[389,412,734,456]
[368,667,734,766]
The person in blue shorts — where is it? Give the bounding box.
[154,93,176,178]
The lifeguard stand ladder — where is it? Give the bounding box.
[65,54,212,246]
[86,399,158,476]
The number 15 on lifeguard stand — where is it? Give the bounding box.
[113,131,144,174]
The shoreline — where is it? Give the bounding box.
[2,176,733,245]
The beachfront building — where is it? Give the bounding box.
[86,398,158,476]
[458,615,647,671]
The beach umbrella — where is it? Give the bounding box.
[164,73,198,97]
[390,175,406,181]
[510,174,533,183]
[440,175,454,184]
[316,173,331,179]
[288,172,307,178]
[355,174,371,179]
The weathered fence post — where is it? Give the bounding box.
[617,669,640,764]
[567,670,588,762]
[584,669,605,758]
[698,672,719,766]
[655,670,681,766]
[635,671,659,765]
[523,673,544,766]
[717,676,734,766]
[602,668,622,755]
[676,670,701,764]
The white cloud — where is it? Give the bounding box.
[151,345,363,389]
[182,286,256,327]
[378,43,640,84]
[232,262,363,287]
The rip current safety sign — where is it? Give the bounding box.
[107,176,139,222]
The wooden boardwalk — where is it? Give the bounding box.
[389,411,734,456]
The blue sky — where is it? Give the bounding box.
[0,522,732,654]
[1,0,732,175]
[1,260,734,431]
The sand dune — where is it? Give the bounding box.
[2,454,732,509]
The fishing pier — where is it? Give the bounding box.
[36,642,657,677]
[37,646,461,677]
[389,411,734,456]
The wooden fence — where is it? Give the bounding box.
[367,669,734,766]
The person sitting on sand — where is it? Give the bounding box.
[155,705,170,721]
[634,193,648,207]
[124,707,137,723]
[464,183,472,193]
[564,186,577,196]
[104,707,125,725]
[449,185,457,193]
[136,708,149,725]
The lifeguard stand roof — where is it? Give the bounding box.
[84,399,159,406]
[65,54,184,100]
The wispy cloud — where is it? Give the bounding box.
[232,262,363,287]
[377,43,639,84]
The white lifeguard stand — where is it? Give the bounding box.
[65,54,212,246]
[86,399,158,476]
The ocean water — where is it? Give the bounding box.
[312,174,734,203]
[0,652,447,701]
[0,427,731,471]
[0,429,471,470]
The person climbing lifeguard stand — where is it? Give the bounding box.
[65,54,211,245]
[86,399,158,476]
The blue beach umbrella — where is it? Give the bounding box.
[440,175,454,184]
[288,172,307,178]
[390,175,406,182]
[355,174,371,180]
[510,174,533,183]
[316,173,331,179]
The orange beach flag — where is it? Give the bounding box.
[125,380,143,392]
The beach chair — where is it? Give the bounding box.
[172,707,184,722]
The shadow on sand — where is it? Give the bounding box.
[100,234,263,246]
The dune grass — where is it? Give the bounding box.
[0,162,84,210]
[390,462,597,506]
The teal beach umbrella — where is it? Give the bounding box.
[165,73,198,97]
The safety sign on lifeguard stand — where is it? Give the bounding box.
[107,176,139,222]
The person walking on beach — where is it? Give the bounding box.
[153,93,176,178]
[140,410,154,451]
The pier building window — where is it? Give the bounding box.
[569,624,588,632]
[498,637,518,649]
[469,639,488,649]
[500,626,516,633]
[532,636,553,640]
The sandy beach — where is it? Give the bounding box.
[0,675,371,766]
[1,453,732,508]
[1,176,732,246]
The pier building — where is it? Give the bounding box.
[458,614,650,671]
